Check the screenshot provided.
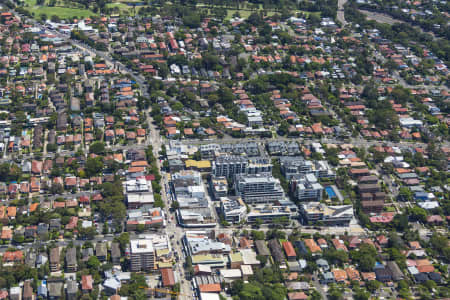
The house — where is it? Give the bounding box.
[48,282,63,300]
[96,243,107,261]
[23,280,33,300]
[254,240,270,257]
[82,275,93,293]
[65,248,77,272]
[375,267,392,283]
[332,269,347,283]
[288,292,308,300]
[320,272,335,284]
[2,250,24,264]
[66,281,77,300]
[111,243,121,265]
[386,261,404,281]
[303,239,321,254]
[49,247,60,271]
[316,258,329,271]
[282,241,297,261]
[268,239,285,266]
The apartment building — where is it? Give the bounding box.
[281,157,335,180]
[235,174,284,204]
[291,174,323,202]
[212,156,248,177]
[130,239,155,272]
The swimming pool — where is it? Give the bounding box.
[325,186,336,198]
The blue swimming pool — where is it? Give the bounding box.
[325,186,336,198]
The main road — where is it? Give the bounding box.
[18,15,195,298]
[337,0,348,27]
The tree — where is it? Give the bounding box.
[324,249,349,266]
[154,193,165,208]
[182,11,201,28]
[409,206,427,223]
[309,290,323,300]
[46,143,57,153]
[251,230,265,240]
[101,182,123,198]
[350,243,377,272]
[430,234,448,253]
[136,224,146,233]
[78,226,97,240]
[85,157,104,177]
[170,201,180,210]
[398,187,413,201]
[13,234,24,244]
[354,287,370,300]
[87,256,101,269]
[0,163,21,182]
[89,141,105,154]
[50,183,63,195]
[328,284,343,300]
[253,218,263,228]
[366,280,381,292]
[256,255,268,267]
[393,214,409,231]
[239,283,263,299]
[114,233,130,252]
[277,121,289,136]
[266,229,286,240]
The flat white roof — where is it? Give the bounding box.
[130,239,154,254]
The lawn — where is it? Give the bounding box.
[23,0,97,19]
[224,9,277,21]
[106,2,131,12]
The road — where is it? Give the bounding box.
[359,9,437,41]
[13,16,195,299]
[181,136,449,149]
[337,0,348,27]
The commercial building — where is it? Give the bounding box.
[184,231,231,256]
[300,202,353,226]
[126,193,155,210]
[130,239,155,272]
[178,208,217,227]
[247,204,294,224]
[219,197,247,224]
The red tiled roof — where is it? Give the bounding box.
[82,275,93,290]
[160,268,175,287]
[282,241,296,257]
[199,284,221,293]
